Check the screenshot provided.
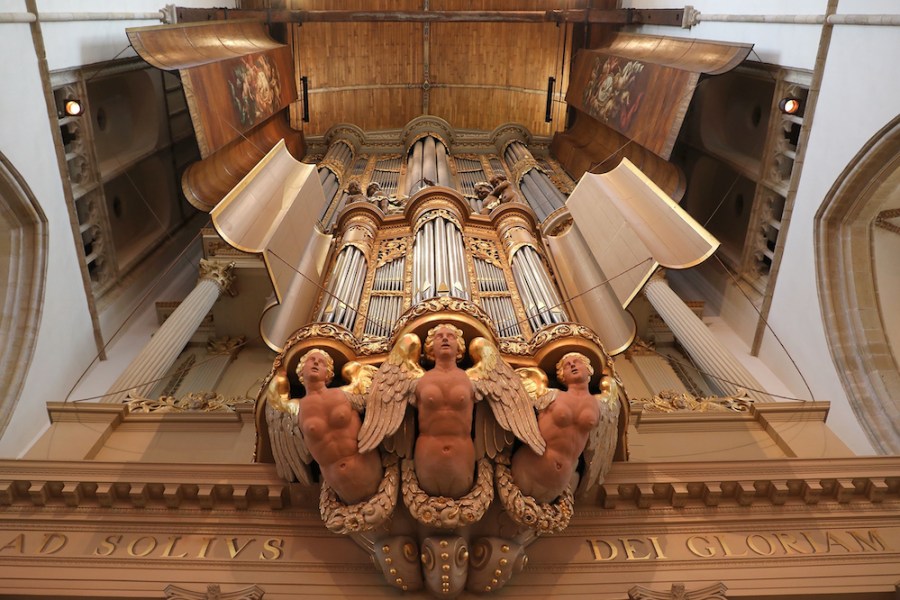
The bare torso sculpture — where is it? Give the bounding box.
[295,349,383,504]
[414,324,476,498]
[512,352,600,503]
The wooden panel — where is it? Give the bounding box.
[551,109,685,202]
[127,20,282,70]
[307,88,423,135]
[182,111,305,212]
[430,87,552,137]
[566,33,753,160]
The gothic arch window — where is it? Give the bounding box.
[0,152,48,435]
[815,115,900,454]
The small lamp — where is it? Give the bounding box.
[778,98,801,115]
[64,99,84,117]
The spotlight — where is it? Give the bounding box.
[778,98,801,115]
[64,99,84,117]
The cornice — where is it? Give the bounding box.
[0,457,896,513]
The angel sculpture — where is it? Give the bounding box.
[511,352,619,503]
[358,324,545,499]
[266,349,383,504]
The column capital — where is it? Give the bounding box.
[198,259,237,296]
[646,267,668,286]
[207,335,246,358]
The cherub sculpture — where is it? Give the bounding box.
[357,325,545,500]
[345,180,367,204]
[265,349,383,504]
[487,174,522,208]
[512,352,619,504]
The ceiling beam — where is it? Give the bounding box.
[172,8,686,26]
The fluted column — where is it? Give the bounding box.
[103,260,237,403]
[643,270,771,402]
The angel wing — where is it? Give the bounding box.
[264,369,313,485]
[341,361,378,411]
[576,374,621,499]
[357,332,424,456]
[515,367,559,411]
[467,338,545,455]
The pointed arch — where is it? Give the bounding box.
[0,152,48,434]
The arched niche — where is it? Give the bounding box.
[815,116,900,454]
[0,152,48,435]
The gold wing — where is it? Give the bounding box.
[341,361,378,412]
[577,375,620,499]
[515,367,559,411]
[467,337,545,455]
[264,369,313,485]
[357,332,424,456]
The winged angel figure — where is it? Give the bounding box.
[511,352,620,503]
[265,348,383,505]
[358,324,545,499]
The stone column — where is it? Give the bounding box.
[103,260,236,403]
[643,270,771,402]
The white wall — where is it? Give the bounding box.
[0,0,234,457]
[626,1,900,454]
[622,0,828,69]
[763,13,900,455]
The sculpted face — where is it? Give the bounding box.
[474,182,492,199]
[347,181,362,194]
[556,352,594,387]
[424,324,465,362]
[297,349,334,386]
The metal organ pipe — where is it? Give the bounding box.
[423,136,437,185]
[511,246,567,331]
[407,140,424,196]
[436,142,451,187]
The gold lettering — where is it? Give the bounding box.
[824,532,854,553]
[127,536,158,557]
[620,538,652,560]
[775,533,811,555]
[226,538,255,559]
[197,537,215,559]
[260,538,284,561]
[162,536,188,558]
[94,535,122,557]
[800,531,825,553]
[746,534,776,556]
[587,539,617,561]
[38,533,67,555]
[848,530,888,552]
[713,534,747,557]
[686,536,716,558]
[0,534,25,554]
[647,536,668,560]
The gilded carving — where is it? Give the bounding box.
[258,308,626,598]
[628,582,728,600]
[465,237,503,269]
[632,390,753,413]
[207,335,246,357]
[164,583,265,600]
[128,392,253,413]
[198,259,237,296]
[376,238,409,267]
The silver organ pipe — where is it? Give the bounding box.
[365,254,406,338]
[473,256,520,337]
[412,214,470,305]
[317,245,366,331]
[407,140,424,195]
[511,246,568,331]
[423,136,437,185]
[436,142,451,187]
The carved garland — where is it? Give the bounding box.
[494,460,574,535]
[320,455,400,535]
[401,458,494,529]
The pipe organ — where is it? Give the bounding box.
[308,123,581,345]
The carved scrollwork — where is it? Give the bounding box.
[413,208,462,235]
[377,238,410,267]
[494,460,574,534]
[466,237,503,269]
[127,392,253,413]
[320,455,400,535]
[401,458,494,529]
[392,296,497,340]
[631,390,753,413]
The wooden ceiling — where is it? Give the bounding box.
[284,0,581,137]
